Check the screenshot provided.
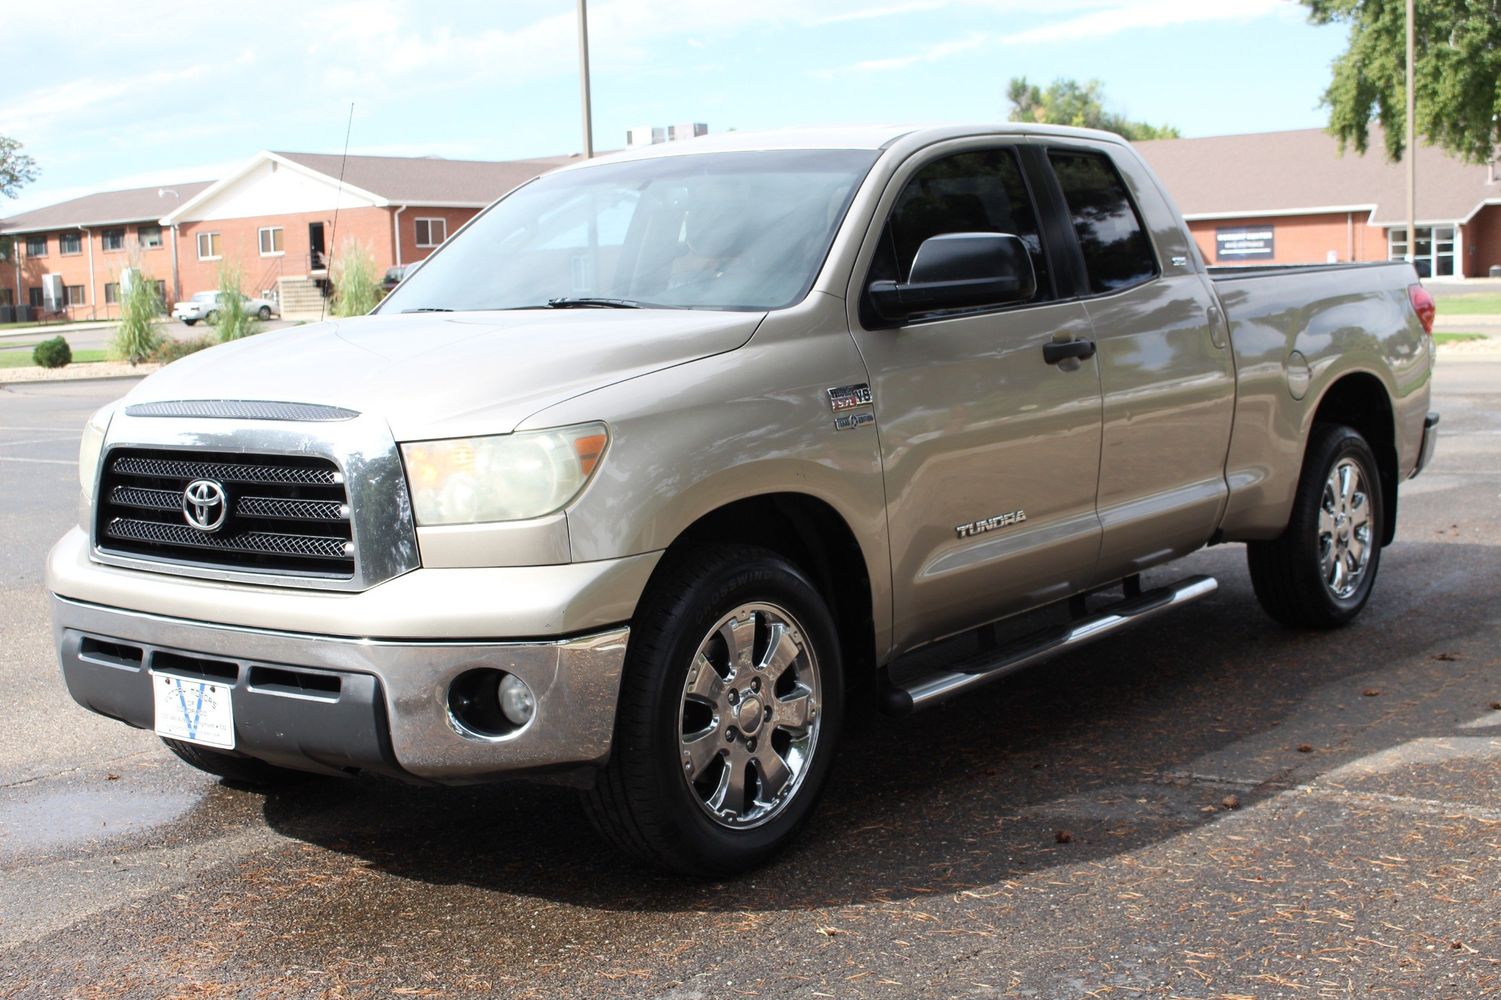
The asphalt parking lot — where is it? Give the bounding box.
[1,357,1498,999]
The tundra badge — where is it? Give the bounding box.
[955,510,1027,538]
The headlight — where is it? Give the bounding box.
[78,403,115,506]
[401,423,608,525]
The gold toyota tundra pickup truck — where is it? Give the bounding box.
[47,124,1440,875]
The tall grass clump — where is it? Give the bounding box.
[110,262,164,365]
[330,240,381,317]
[213,261,259,342]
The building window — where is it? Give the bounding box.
[414,218,447,247]
[102,228,126,252]
[25,235,46,257]
[0,289,12,307]
[28,288,43,308]
[60,232,82,255]
[138,225,163,249]
[258,226,284,256]
[65,285,86,306]
[104,282,120,304]
[197,232,222,260]
[1388,225,1456,278]
[152,280,166,307]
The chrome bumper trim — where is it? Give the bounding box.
[51,595,629,782]
[1410,411,1440,479]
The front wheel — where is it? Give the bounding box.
[204,310,218,324]
[583,545,843,876]
[1248,423,1384,628]
[181,319,196,327]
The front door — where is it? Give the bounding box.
[308,222,327,271]
[846,142,1105,653]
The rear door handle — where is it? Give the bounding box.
[1043,338,1097,365]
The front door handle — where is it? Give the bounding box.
[1043,338,1097,365]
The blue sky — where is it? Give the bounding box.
[2,0,1348,216]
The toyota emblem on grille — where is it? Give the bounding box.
[182,479,229,533]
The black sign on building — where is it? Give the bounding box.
[1215,226,1275,262]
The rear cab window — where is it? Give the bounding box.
[1047,150,1158,295]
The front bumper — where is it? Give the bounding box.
[53,594,630,783]
[52,576,636,780]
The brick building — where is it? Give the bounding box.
[1135,128,1501,278]
[1,183,211,321]
[160,151,573,316]
[1,150,571,321]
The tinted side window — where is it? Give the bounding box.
[1049,150,1157,294]
[869,148,1051,305]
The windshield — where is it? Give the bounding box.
[380,149,877,313]
[192,292,216,303]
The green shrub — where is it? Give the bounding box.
[152,335,218,364]
[330,240,381,317]
[213,262,259,342]
[32,336,71,368]
[110,265,165,365]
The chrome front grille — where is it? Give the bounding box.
[96,448,355,578]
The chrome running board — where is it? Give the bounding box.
[883,575,1218,716]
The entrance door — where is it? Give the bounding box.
[309,222,327,271]
[847,142,1105,653]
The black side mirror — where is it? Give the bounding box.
[868,233,1037,324]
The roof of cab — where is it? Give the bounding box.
[556,123,1129,172]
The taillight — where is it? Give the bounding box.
[1408,283,1436,335]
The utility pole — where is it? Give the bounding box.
[1405,0,1416,266]
[159,188,182,306]
[577,0,594,159]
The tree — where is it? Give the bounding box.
[1301,0,1501,164]
[0,136,39,199]
[1007,77,1181,141]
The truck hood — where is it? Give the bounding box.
[123,309,765,440]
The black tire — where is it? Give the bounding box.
[205,310,218,324]
[161,738,303,787]
[257,306,272,320]
[583,544,844,877]
[1247,423,1384,629]
[182,319,196,327]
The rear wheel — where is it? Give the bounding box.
[583,544,843,876]
[1248,423,1383,628]
[204,310,218,324]
[257,306,272,320]
[161,738,303,787]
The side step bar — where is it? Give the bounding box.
[883,575,1218,716]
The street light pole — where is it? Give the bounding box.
[577,0,594,158]
[1405,0,1416,266]
[159,188,181,306]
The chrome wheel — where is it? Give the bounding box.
[678,602,822,830]
[1318,458,1373,600]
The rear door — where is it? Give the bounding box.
[845,140,1104,653]
[1034,142,1236,581]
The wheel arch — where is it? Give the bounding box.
[1308,370,1399,545]
[648,492,880,712]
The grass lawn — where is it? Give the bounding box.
[1434,293,1501,315]
[1433,333,1488,345]
[0,348,109,369]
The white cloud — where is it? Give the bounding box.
[996,0,1296,45]
[848,31,990,72]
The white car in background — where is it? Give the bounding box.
[172,291,279,325]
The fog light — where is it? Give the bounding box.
[497,674,536,727]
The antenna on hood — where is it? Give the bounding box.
[321,102,355,323]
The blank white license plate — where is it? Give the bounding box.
[152,673,236,749]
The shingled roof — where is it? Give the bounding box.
[272,151,577,206]
[1,181,213,234]
[1134,128,1501,226]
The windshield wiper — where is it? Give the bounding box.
[402,307,453,313]
[546,297,644,309]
